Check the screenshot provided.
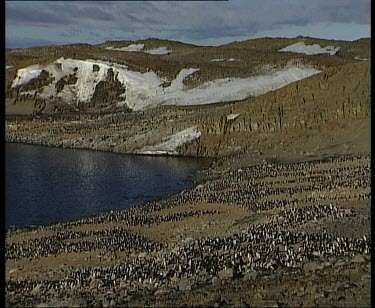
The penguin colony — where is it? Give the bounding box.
[6,154,371,307]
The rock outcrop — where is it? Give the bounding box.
[6,60,370,159]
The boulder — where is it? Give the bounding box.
[243,270,258,282]
[31,284,43,295]
[211,276,221,286]
[218,268,234,280]
[178,278,192,291]
[351,255,367,264]
[154,288,170,296]
[334,260,347,268]
[303,261,323,272]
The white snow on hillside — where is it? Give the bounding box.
[12,58,163,106]
[134,66,321,110]
[353,56,368,61]
[11,59,320,111]
[165,68,200,92]
[145,47,172,55]
[106,45,171,55]
[227,113,241,120]
[11,65,43,87]
[105,44,145,52]
[211,58,240,62]
[6,66,14,70]
[278,42,340,55]
[137,127,201,155]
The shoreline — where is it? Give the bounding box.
[6,140,215,231]
[6,151,371,307]
[5,35,371,307]
[5,138,366,231]
[5,140,216,162]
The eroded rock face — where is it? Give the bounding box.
[55,74,79,94]
[4,37,371,159]
[90,68,126,108]
[5,61,370,158]
[7,61,129,113]
[9,69,54,103]
[55,78,66,94]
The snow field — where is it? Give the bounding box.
[145,47,172,55]
[227,113,242,120]
[11,58,321,111]
[211,58,240,62]
[105,44,145,52]
[12,58,163,107]
[137,127,202,155]
[12,65,43,87]
[137,66,321,110]
[278,42,340,56]
[105,45,172,55]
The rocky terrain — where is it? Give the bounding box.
[6,154,371,307]
[6,37,370,114]
[6,37,371,158]
[5,36,371,307]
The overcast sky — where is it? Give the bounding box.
[6,0,371,49]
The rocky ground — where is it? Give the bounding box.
[6,58,370,159]
[5,36,371,307]
[6,153,371,307]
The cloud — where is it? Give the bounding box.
[6,0,371,48]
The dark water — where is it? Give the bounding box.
[6,143,211,228]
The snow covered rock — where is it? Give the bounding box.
[10,58,320,112]
[137,127,202,155]
[227,113,241,121]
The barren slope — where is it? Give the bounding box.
[6,60,370,160]
[6,37,370,115]
[5,36,371,308]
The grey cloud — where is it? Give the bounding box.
[8,1,369,30]
[6,3,71,26]
[7,1,126,26]
[6,35,61,49]
[6,0,370,49]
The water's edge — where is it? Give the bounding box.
[6,142,215,229]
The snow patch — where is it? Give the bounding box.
[145,47,172,55]
[278,42,340,55]
[12,65,43,87]
[211,58,240,62]
[136,150,171,155]
[106,45,171,55]
[6,66,14,70]
[106,44,145,52]
[138,66,321,110]
[137,127,201,155]
[353,56,368,61]
[165,68,199,93]
[12,58,163,107]
[11,59,320,112]
[227,113,241,120]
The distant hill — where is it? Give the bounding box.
[6,36,370,115]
